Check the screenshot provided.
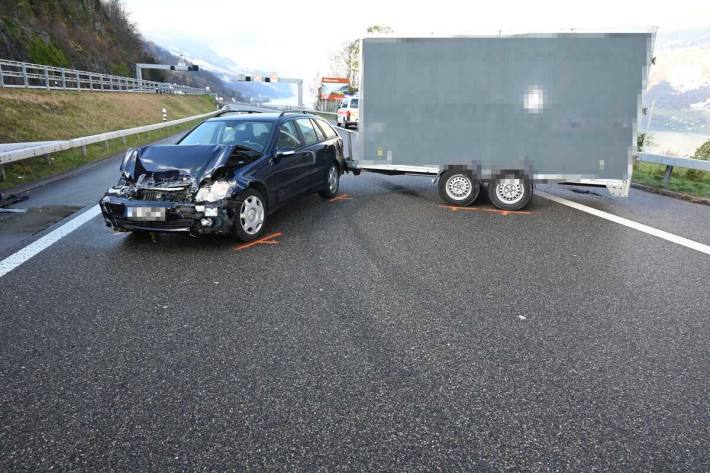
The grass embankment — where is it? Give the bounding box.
[632,162,710,199]
[0,89,217,191]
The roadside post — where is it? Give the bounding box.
[162,108,167,122]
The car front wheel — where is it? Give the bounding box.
[233,188,267,242]
[318,163,340,199]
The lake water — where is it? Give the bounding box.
[642,130,708,156]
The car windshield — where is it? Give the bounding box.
[179,120,273,152]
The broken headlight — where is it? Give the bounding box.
[195,180,234,202]
[106,186,128,196]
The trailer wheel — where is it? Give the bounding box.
[487,175,533,211]
[438,171,480,206]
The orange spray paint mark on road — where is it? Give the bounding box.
[233,232,283,251]
[438,205,534,216]
[329,193,352,203]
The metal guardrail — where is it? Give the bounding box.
[637,152,710,185]
[0,59,206,95]
[0,108,223,180]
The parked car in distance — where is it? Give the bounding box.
[336,96,359,129]
[100,111,346,241]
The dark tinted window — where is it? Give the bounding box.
[294,118,318,146]
[350,99,358,108]
[276,120,303,148]
[315,119,338,139]
[310,119,325,141]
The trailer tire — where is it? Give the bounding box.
[487,175,533,211]
[438,171,480,206]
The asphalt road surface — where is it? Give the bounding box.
[1,137,709,470]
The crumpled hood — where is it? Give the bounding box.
[122,145,234,183]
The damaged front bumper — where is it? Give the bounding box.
[100,195,234,235]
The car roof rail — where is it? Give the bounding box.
[278,110,315,117]
[215,109,263,116]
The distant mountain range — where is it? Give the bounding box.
[153,36,296,105]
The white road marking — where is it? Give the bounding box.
[537,191,710,256]
[0,205,102,278]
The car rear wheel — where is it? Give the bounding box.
[487,175,533,211]
[233,188,267,242]
[438,170,480,206]
[318,163,340,199]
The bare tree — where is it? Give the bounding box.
[329,25,393,92]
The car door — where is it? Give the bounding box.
[293,118,326,190]
[310,118,342,185]
[267,119,312,205]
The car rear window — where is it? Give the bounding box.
[350,99,358,108]
[316,119,338,139]
[295,118,319,146]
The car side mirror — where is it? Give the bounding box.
[276,147,295,158]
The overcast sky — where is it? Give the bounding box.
[123,0,709,83]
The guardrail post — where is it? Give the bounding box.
[44,154,52,165]
[0,164,5,181]
[44,66,50,89]
[21,63,28,88]
[89,74,93,90]
[0,63,4,87]
[662,165,674,186]
[61,69,66,89]
[76,71,80,90]
[81,145,87,157]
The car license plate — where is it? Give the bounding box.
[125,206,166,221]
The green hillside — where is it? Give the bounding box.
[0,88,215,142]
[0,89,217,191]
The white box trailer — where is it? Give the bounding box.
[344,31,655,210]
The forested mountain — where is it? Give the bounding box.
[0,0,238,97]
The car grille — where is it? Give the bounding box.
[104,202,194,231]
[113,218,193,230]
[137,188,192,202]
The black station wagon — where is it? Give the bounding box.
[100,111,346,241]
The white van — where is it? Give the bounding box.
[336,97,359,129]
